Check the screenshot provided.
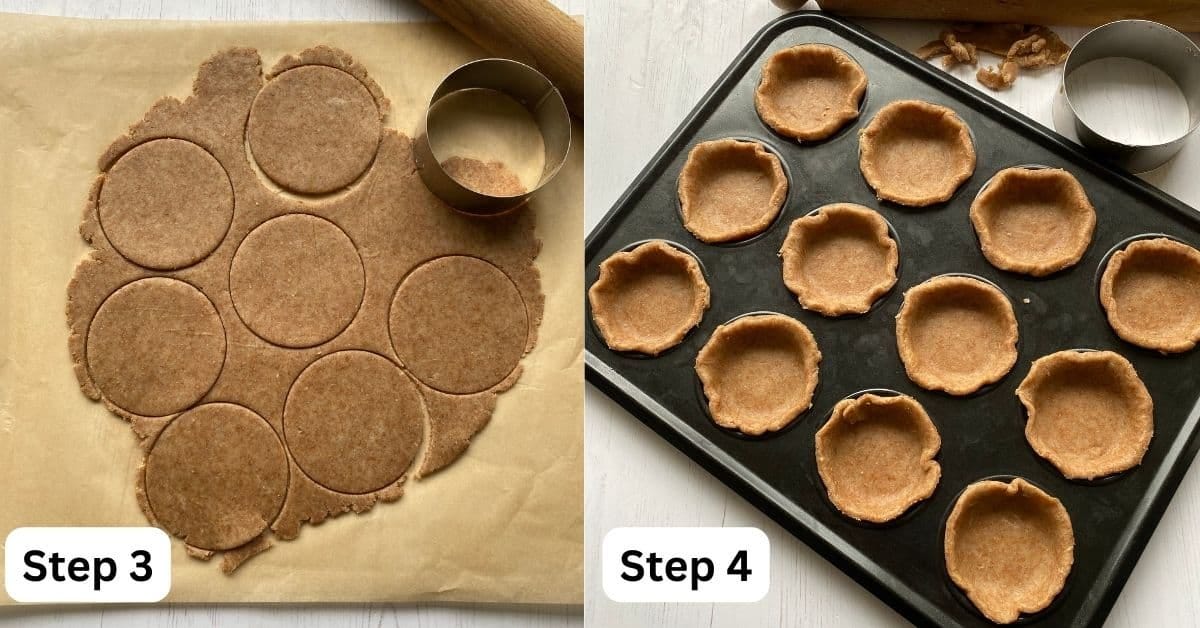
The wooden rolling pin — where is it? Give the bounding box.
[416,0,585,119]
[771,0,1200,31]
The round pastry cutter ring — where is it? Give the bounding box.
[1053,20,1200,173]
[415,58,572,215]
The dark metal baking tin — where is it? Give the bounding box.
[584,12,1200,628]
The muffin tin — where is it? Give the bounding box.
[585,12,1200,628]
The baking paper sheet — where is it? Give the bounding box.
[0,11,583,605]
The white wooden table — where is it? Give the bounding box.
[585,3,1200,627]
[0,5,582,628]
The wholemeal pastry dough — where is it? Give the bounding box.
[1099,237,1200,354]
[755,44,867,141]
[1017,350,1153,480]
[780,203,898,316]
[815,393,940,523]
[678,138,788,243]
[695,314,821,436]
[970,167,1095,277]
[588,240,710,355]
[896,275,1018,395]
[859,100,975,207]
[945,478,1074,624]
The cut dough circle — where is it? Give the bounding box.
[588,240,710,355]
[815,393,940,523]
[896,275,1018,396]
[678,138,788,243]
[945,478,1074,624]
[247,64,382,194]
[1017,350,1153,480]
[780,203,898,316]
[144,403,288,551]
[859,100,975,207]
[1099,237,1200,353]
[86,277,225,417]
[389,255,528,394]
[99,138,234,270]
[284,351,424,494]
[970,167,1096,276]
[695,313,821,436]
[755,44,868,141]
[229,214,365,349]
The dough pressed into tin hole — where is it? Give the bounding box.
[588,240,710,356]
[695,313,821,436]
[780,203,899,316]
[677,138,788,243]
[970,167,1096,277]
[815,392,940,523]
[755,43,868,142]
[247,64,383,195]
[896,275,1018,396]
[1017,349,1153,480]
[859,100,975,207]
[1099,237,1200,353]
[944,478,1074,625]
[98,138,234,271]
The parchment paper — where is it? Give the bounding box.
[0,11,583,605]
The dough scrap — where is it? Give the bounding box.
[678,138,788,243]
[1099,238,1200,354]
[780,203,898,316]
[66,47,544,570]
[1017,350,1153,480]
[815,393,940,523]
[859,100,975,207]
[754,44,867,141]
[944,478,1074,624]
[918,24,1070,92]
[970,167,1096,277]
[896,275,1018,395]
[247,64,383,194]
[695,314,821,436]
[588,240,710,355]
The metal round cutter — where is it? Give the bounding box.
[1053,20,1200,174]
[415,58,572,215]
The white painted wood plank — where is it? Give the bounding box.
[585,3,1200,628]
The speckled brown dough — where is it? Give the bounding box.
[247,64,382,194]
[66,46,544,570]
[945,478,1074,624]
[1099,238,1200,354]
[859,100,975,207]
[588,240,710,355]
[86,277,226,417]
[389,255,530,395]
[98,138,234,270]
[755,44,867,141]
[896,275,1018,395]
[284,350,425,494]
[677,139,788,243]
[229,213,365,348]
[815,393,940,523]
[1017,350,1153,480]
[143,403,289,551]
[695,314,821,436]
[970,167,1095,277]
[780,203,898,316]
[441,156,527,197]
